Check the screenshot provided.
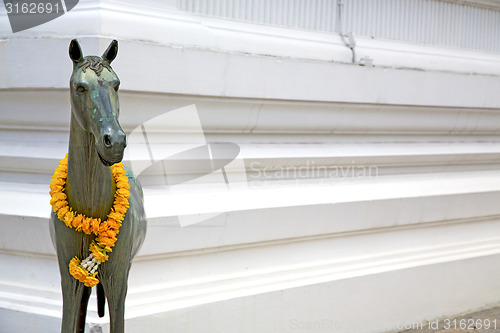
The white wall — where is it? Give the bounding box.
[1,1,500,332]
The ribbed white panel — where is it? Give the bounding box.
[179,0,338,32]
[178,0,500,53]
[344,0,500,53]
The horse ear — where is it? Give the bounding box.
[69,39,84,64]
[102,40,118,64]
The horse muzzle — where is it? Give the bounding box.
[96,126,127,166]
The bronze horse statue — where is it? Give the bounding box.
[49,39,147,333]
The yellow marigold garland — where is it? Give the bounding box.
[50,154,130,287]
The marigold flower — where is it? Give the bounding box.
[116,181,130,190]
[49,184,64,195]
[74,269,88,282]
[50,178,66,186]
[106,230,117,238]
[108,211,124,222]
[106,219,120,230]
[114,204,128,214]
[55,192,67,200]
[63,210,75,227]
[82,217,93,234]
[91,218,101,235]
[97,236,116,247]
[98,221,109,233]
[93,251,108,262]
[72,214,83,229]
[112,164,126,174]
[90,242,109,262]
[116,175,128,184]
[54,170,67,179]
[50,192,67,205]
[114,196,129,207]
[69,258,88,281]
[84,275,99,287]
[116,188,130,199]
[53,200,67,212]
[57,206,70,220]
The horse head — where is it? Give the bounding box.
[68,39,126,166]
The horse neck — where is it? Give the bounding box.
[65,111,115,220]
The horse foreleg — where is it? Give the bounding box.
[99,264,130,333]
[52,214,93,333]
[60,271,89,333]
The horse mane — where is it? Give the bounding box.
[75,56,112,77]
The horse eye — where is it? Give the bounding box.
[76,85,87,93]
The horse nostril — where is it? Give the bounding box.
[103,134,112,148]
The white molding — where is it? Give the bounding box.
[3,90,500,134]
[1,41,500,108]
[129,230,500,319]
[3,216,500,332]
[124,255,500,333]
